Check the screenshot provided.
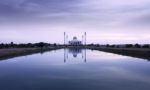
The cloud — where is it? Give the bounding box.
[0,0,80,20]
[0,0,150,26]
[0,0,150,43]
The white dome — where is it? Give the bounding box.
[69,36,82,45]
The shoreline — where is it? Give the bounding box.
[1,46,150,61]
[87,46,150,61]
[0,47,61,60]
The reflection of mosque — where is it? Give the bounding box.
[68,48,82,57]
[64,48,87,63]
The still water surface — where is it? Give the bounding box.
[0,49,150,90]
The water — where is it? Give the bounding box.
[0,48,150,90]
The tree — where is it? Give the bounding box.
[106,44,110,47]
[38,42,45,48]
[110,45,115,48]
[0,43,4,48]
[125,44,133,48]
[54,43,57,46]
[142,44,150,48]
[134,44,141,48]
[10,42,14,47]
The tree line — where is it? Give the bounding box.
[0,42,58,49]
[1,42,150,49]
[87,44,150,48]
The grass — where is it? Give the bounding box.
[0,47,61,60]
[87,46,150,61]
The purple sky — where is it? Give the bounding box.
[0,0,150,44]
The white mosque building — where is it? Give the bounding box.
[69,36,82,45]
[64,32,86,46]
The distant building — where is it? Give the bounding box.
[69,36,82,45]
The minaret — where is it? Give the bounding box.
[64,32,66,45]
[66,35,68,45]
[82,35,84,45]
[84,32,86,45]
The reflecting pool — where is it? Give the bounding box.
[0,48,150,90]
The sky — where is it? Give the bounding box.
[0,0,150,44]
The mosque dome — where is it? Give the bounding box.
[69,36,82,45]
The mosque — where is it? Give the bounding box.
[69,36,82,45]
[64,32,86,46]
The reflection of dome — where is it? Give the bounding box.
[68,48,82,58]
[73,54,77,58]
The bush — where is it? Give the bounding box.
[110,45,115,48]
[142,44,150,48]
[106,44,110,47]
[125,44,133,48]
[134,44,141,48]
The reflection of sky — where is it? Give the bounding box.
[0,49,150,90]
[87,50,129,61]
[0,0,150,44]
